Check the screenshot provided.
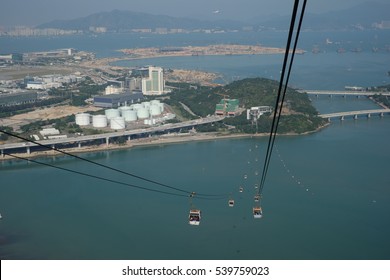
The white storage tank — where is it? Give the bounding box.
[119,106,132,113]
[137,107,150,119]
[110,117,126,130]
[159,103,164,112]
[132,103,144,111]
[92,115,108,128]
[105,109,120,121]
[150,100,161,105]
[75,113,90,126]
[122,109,137,122]
[149,104,162,116]
[142,101,151,109]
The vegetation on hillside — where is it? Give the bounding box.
[167,77,326,134]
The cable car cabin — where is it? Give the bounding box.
[239,187,244,193]
[228,199,235,207]
[188,209,201,225]
[254,195,260,202]
[253,207,263,219]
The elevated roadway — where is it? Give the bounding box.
[298,89,390,97]
[0,116,224,155]
[319,109,390,120]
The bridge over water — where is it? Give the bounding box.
[298,90,390,97]
[319,109,390,120]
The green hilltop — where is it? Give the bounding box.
[165,77,326,134]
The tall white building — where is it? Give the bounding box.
[142,66,164,95]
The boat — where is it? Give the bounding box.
[228,199,235,207]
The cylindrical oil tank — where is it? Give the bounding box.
[132,103,144,111]
[137,107,150,119]
[142,101,151,109]
[159,103,164,112]
[105,109,120,121]
[121,109,137,121]
[92,115,108,128]
[149,104,162,116]
[110,117,126,130]
[75,113,90,126]
[150,100,161,105]
[118,106,132,113]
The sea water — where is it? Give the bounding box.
[0,30,390,259]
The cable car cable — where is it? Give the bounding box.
[259,0,307,195]
[0,129,227,198]
[3,152,225,200]
[258,0,307,194]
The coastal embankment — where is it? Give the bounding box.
[0,122,329,162]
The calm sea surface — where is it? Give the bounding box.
[0,30,390,259]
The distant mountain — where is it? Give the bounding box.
[252,2,390,30]
[36,10,243,31]
[37,2,390,32]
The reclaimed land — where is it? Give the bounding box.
[118,44,305,58]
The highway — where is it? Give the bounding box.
[319,109,390,119]
[298,89,390,96]
[0,115,225,153]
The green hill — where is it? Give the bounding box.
[166,77,326,134]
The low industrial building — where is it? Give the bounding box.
[0,91,38,107]
[93,91,144,108]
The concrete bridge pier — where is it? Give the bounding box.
[106,137,110,146]
[1,149,4,157]
[128,135,131,141]
[354,114,358,120]
[78,142,82,148]
[367,113,371,118]
[340,116,344,121]
[380,112,384,117]
[26,146,30,154]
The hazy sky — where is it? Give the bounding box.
[0,0,386,27]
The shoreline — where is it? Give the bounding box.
[0,124,329,162]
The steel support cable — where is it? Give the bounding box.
[258,0,305,194]
[0,129,227,198]
[259,0,308,195]
[3,152,226,201]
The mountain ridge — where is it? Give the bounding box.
[36,2,390,31]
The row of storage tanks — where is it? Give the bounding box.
[75,100,164,130]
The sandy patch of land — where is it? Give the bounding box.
[0,105,101,130]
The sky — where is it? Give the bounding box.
[0,0,387,27]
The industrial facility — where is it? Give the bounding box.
[75,99,167,130]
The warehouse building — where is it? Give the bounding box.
[0,91,38,107]
[93,91,143,108]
